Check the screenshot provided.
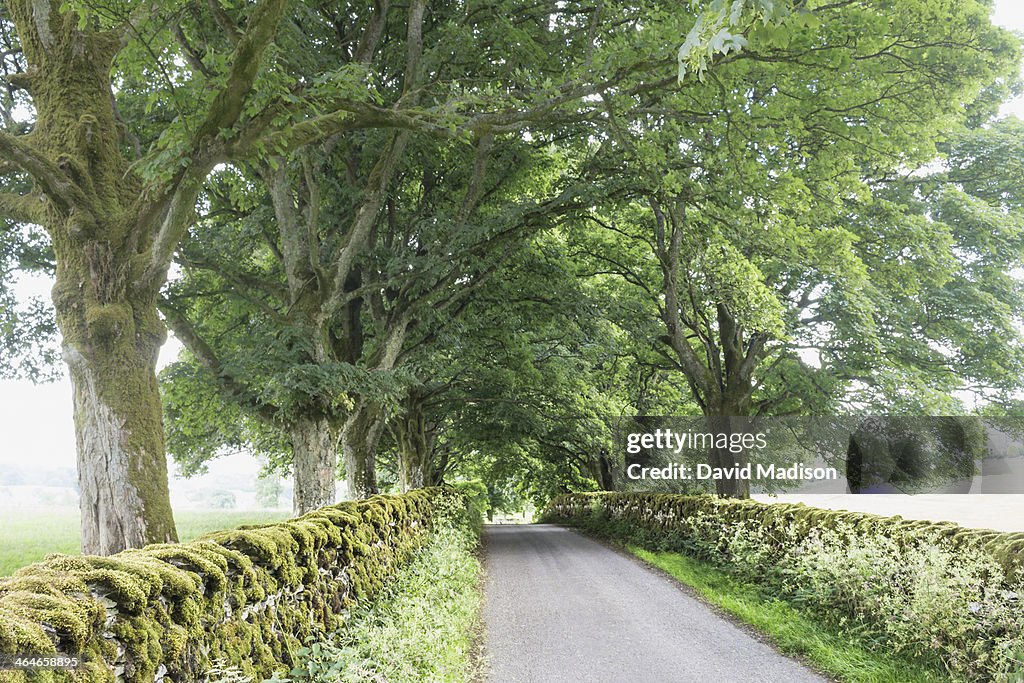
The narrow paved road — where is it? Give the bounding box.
[483,525,826,683]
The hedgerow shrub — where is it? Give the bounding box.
[0,487,472,683]
[543,492,1024,681]
[785,525,1023,678]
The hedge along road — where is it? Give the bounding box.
[482,525,826,683]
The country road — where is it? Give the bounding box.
[482,525,826,683]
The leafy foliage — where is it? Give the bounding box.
[547,493,1024,680]
[1,0,1023,508]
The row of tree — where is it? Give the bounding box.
[1,0,1023,553]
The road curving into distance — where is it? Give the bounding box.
[482,524,826,683]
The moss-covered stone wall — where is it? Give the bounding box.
[0,488,460,682]
[542,492,1024,580]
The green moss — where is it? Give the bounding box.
[0,592,97,652]
[84,303,132,342]
[143,543,230,592]
[545,491,1024,587]
[0,488,464,682]
[0,601,59,653]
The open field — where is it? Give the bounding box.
[0,507,290,576]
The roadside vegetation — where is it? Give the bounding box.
[203,487,485,683]
[546,496,1024,682]
[631,548,946,683]
[266,523,482,683]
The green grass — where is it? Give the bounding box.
[260,523,483,683]
[630,547,949,683]
[0,507,290,576]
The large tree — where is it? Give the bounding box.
[0,0,585,549]
[160,124,584,508]
[0,0,298,552]
[156,0,689,507]
[572,0,1021,496]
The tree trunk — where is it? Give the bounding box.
[341,402,382,499]
[60,298,178,555]
[707,413,752,499]
[592,450,616,491]
[654,198,763,501]
[396,404,432,492]
[290,417,337,514]
[49,199,180,555]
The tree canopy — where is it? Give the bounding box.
[0,0,1022,541]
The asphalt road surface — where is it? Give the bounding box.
[483,525,826,683]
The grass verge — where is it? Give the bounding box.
[629,546,948,683]
[262,523,483,683]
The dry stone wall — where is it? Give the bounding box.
[0,488,458,682]
[543,492,1024,580]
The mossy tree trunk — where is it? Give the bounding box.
[342,401,383,499]
[338,304,413,499]
[290,416,337,514]
[63,297,178,553]
[396,393,435,492]
[1,0,287,553]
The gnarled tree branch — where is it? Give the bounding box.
[0,189,46,224]
[0,131,91,216]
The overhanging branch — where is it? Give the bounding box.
[134,0,288,292]
[160,301,280,424]
[191,0,287,145]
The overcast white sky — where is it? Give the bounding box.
[1,2,1023,478]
